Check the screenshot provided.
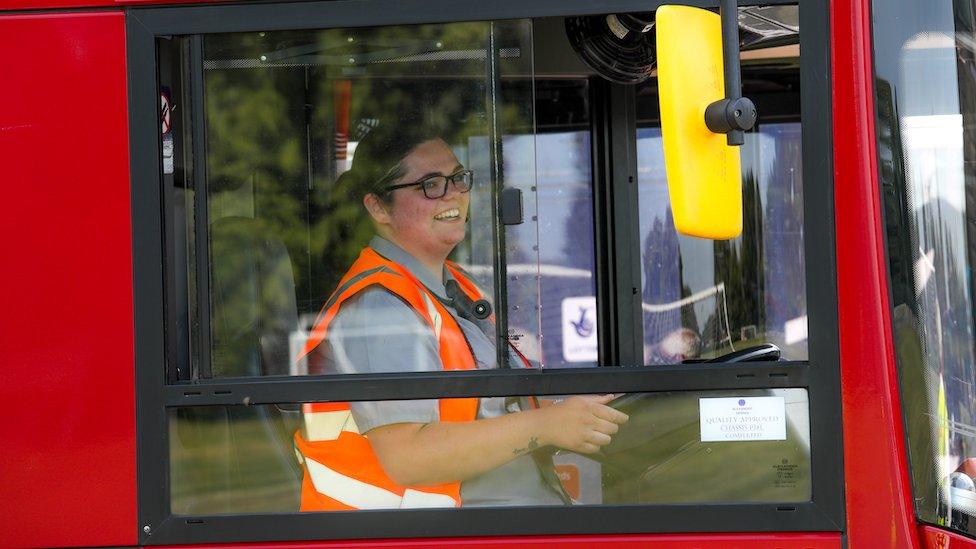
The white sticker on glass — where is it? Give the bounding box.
[162,134,174,175]
[699,396,787,442]
[562,296,597,362]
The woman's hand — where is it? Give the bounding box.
[367,394,629,486]
[535,394,629,454]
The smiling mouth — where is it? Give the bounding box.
[434,208,461,221]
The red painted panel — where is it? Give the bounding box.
[0,0,115,8]
[160,532,841,549]
[920,526,976,548]
[831,0,920,547]
[0,0,222,11]
[0,11,135,549]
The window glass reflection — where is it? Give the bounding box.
[635,121,806,363]
[169,388,811,513]
[874,0,976,533]
[162,20,544,379]
[531,129,599,368]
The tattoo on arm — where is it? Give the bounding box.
[512,436,540,455]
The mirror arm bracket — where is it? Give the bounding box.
[704,0,757,146]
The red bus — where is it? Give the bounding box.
[1,0,974,547]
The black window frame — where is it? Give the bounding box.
[129,0,842,544]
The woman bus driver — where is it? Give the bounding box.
[295,124,629,510]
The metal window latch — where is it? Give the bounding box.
[501,187,523,225]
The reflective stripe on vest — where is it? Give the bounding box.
[305,456,402,509]
[296,247,480,511]
[304,457,459,509]
[420,291,442,340]
[302,404,360,441]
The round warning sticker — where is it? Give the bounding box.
[160,90,172,135]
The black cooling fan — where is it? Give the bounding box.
[565,13,656,84]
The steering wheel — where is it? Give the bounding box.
[608,343,781,411]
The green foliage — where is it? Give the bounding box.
[198,21,533,318]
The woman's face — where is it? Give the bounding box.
[370,139,469,262]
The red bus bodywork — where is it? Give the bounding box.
[0,0,969,547]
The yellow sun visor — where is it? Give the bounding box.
[656,5,743,239]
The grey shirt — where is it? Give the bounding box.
[315,236,563,507]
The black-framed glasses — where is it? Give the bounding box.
[383,169,474,199]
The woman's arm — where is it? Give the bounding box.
[367,394,628,487]
[329,288,628,486]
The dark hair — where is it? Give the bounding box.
[337,123,444,204]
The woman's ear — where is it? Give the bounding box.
[363,193,392,225]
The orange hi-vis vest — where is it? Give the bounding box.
[294,247,486,511]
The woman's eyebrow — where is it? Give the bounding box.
[417,165,464,179]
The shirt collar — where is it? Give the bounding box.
[369,235,454,300]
